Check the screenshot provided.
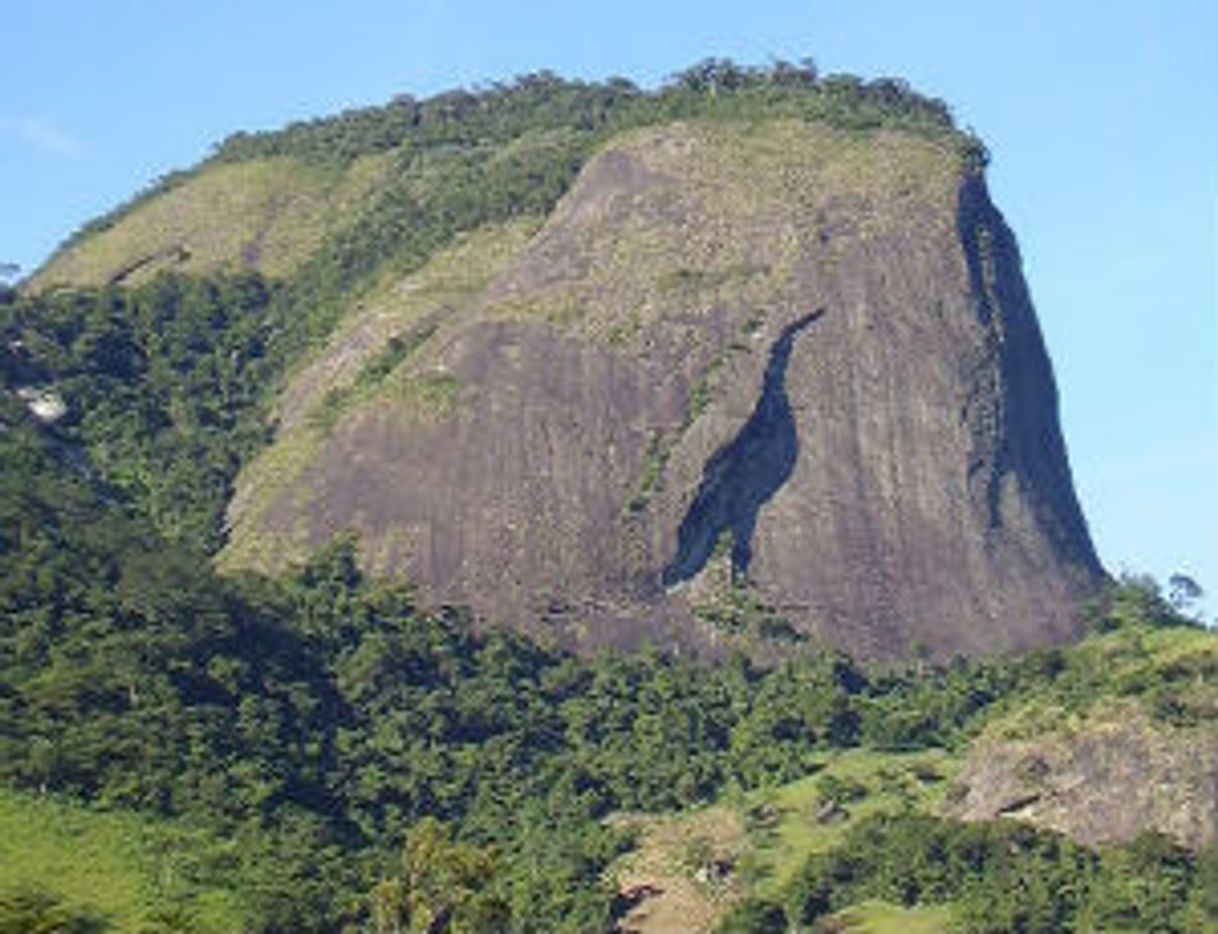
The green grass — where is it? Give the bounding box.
[0,787,252,932]
[744,747,961,894]
[830,899,951,933]
[31,153,388,289]
[607,747,964,931]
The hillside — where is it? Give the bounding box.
[3,62,1209,933]
[0,372,1213,933]
[28,155,390,290]
[0,421,1211,932]
[609,606,1217,932]
[0,787,255,931]
[24,62,1101,662]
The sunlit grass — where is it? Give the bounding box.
[31,153,388,289]
[831,898,952,933]
[0,786,250,932]
[746,747,961,894]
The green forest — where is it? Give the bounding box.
[2,63,1215,932]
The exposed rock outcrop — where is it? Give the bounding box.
[944,707,1217,850]
[222,119,1104,659]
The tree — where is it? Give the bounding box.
[368,818,510,933]
[1167,573,1203,616]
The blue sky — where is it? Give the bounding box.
[3,1,1214,616]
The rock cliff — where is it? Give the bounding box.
[220,119,1104,659]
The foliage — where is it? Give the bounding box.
[1,419,1209,931]
[208,60,968,170]
[732,814,1217,933]
[1,273,276,550]
[0,886,109,934]
[367,817,509,933]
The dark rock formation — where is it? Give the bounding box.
[223,120,1105,660]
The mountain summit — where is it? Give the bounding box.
[31,67,1105,660]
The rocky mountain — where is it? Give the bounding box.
[7,66,1212,934]
[29,69,1103,661]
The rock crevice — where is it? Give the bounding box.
[663,310,823,586]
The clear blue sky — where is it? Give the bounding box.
[3,1,1214,615]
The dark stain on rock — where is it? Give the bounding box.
[663,310,824,587]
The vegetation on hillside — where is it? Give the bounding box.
[0,786,253,932]
[721,814,1216,933]
[3,59,1211,932]
[206,59,970,168]
[1,385,1212,928]
[2,274,276,550]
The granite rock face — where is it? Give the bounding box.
[223,120,1104,659]
[945,708,1217,850]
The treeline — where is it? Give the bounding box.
[59,56,983,261]
[210,58,965,167]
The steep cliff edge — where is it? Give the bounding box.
[219,118,1103,659]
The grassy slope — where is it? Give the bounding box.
[981,621,1217,740]
[0,787,252,932]
[29,153,388,289]
[610,748,961,933]
[830,900,952,933]
[751,748,960,893]
[485,119,960,339]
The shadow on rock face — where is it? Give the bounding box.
[663,309,824,587]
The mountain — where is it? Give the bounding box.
[2,62,1213,934]
[29,66,1103,662]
